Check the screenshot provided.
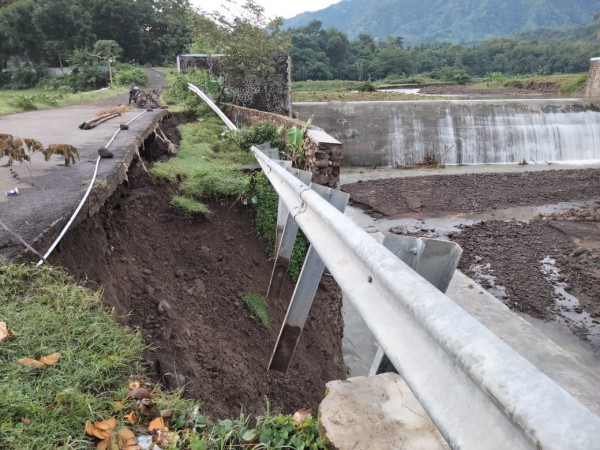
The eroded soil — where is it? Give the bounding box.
[343,170,600,347]
[47,115,345,419]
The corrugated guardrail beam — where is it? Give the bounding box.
[251,146,600,450]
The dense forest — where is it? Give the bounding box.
[283,20,600,82]
[0,0,198,66]
[1,0,599,91]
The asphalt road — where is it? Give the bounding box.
[0,69,167,261]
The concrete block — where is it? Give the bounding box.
[319,374,449,450]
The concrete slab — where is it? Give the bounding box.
[319,374,450,450]
[0,105,167,261]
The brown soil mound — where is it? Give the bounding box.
[48,115,345,419]
[344,171,600,348]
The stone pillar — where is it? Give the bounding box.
[303,129,342,189]
[584,57,600,98]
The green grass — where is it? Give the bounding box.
[0,264,328,449]
[150,114,255,210]
[241,293,270,328]
[0,86,129,116]
[0,264,145,449]
[170,195,212,216]
[477,72,587,92]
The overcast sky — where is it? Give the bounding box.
[190,0,341,20]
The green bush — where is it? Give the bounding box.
[11,95,38,111]
[358,80,376,92]
[226,121,286,153]
[431,66,472,85]
[114,63,149,86]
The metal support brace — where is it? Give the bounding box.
[268,183,349,372]
[369,235,463,376]
[267,165,310,303]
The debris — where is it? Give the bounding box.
[80,112,121,130]
[147,417,164,431]
[0,321,14,343]
[39,352,61,366]
[293,408,312,425]
[5,187,18,196]
[98,147,114,159]
[126,387,152,400]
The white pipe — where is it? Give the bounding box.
[37,110,148,266]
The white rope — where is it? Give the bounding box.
[36,110,148,266]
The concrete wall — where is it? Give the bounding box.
[585,57,600,98]
[293,100,600,167]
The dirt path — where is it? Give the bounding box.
[48,115,345,419]
[343,169,600,349]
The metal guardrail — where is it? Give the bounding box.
[251,146,600,450]
[185,84,600,449]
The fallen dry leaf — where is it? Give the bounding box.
[293,408,312,426]
[85,418,116,441]
[17,357,46,369]
[39,352,61,366]
[0,321,14,343]
[117,427,139,449]
[147,417,164,432]
[124,411,138,425]
[113,401,123,410]
[128,380,141,390]
[20,417,31,425]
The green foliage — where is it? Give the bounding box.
[178,401,327,449]
[430,66,472,85]
[286,115,313,168]
[10,94,37,111]
[225,121,286,153]
[285,20,600,82]
[151,115,255,214]
[163,70,222,114]
[114,63,148,86]
[170,195,212,216]
[252,173,308,281]
[241,293,270,328]
[560,73,588,95]
[0,264,144,449]
[358,80,376,91]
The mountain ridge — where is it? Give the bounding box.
[283,0,599,44]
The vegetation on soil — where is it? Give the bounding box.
[0,264,327,449]
[241,293,271,328]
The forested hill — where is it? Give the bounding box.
[284,0,599,44]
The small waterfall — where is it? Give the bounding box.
[293,100,600,166]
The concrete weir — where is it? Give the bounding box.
[294,100,600,166]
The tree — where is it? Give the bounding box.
[94,40,122,87]
[207,0,290,87]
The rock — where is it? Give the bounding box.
[143,268,152,275]
[119,124,129,130]
[98,147,113,158]
[194,279,205,294]
[145,285,155,296]
[174,269,185,278]
[224,234,234,242]
[157,300,171,316]
[200,246,210,254]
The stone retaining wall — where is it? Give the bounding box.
[223,105,341,188]
[585,58,600,98]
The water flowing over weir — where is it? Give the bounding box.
[293,100,600,166]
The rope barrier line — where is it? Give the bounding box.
[36,110,148,266]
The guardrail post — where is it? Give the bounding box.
[369,235,463,375]
[268,183,349,372]
[267,166,311,303]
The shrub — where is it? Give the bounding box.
[226,121,286,153]
[114,63,149,86]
